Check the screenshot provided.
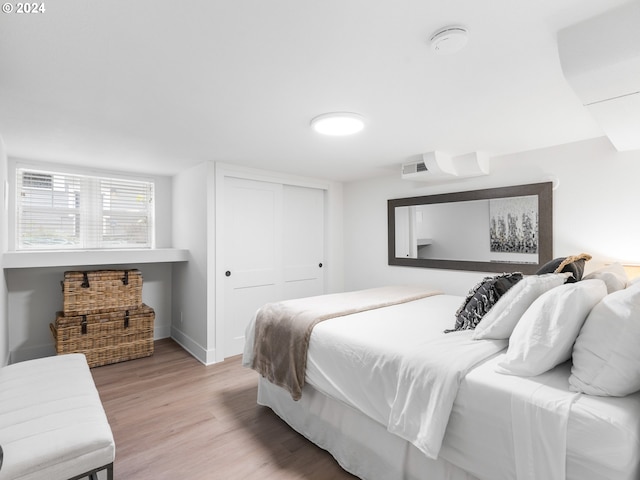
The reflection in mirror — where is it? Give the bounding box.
[388,183,552,274]
[395,195,539,263]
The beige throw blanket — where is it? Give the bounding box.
[250,285,440,400]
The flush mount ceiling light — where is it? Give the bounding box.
[430,26,468,55]
[310,112,365,136]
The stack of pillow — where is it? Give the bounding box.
[449,254,640,397]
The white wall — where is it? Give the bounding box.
[325,178,345,294]
[154,175,174,248]
[416,201,489,261]
[0,136,9,365]
[170,162,212,363]
[344,136,640,296]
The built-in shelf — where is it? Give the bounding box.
[1,248,189,269]
[417,238,433,246]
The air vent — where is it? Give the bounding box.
[401,151,490,181]
[402,161,427,176]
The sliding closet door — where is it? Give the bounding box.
[282,185,325,300]
[221,177,326,358]
[223,177,283,357]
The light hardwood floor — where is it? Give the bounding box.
[90,339,357,480]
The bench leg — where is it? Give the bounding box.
[89,463,113,480]
[68,462,113,480]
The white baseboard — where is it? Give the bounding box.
[170,326,216,365]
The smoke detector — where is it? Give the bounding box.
[430,26,468,55]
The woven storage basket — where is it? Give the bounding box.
[61,269,143,315]
[50,304,154,367]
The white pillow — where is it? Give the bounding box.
[495,279,607,377]
[569,281,640,396]
[472,272,572,340]
[582,262,628,294]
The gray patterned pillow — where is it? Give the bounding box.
[445,272,523,333]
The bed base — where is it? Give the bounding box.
[257,377,479,480]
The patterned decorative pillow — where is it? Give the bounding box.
[445,272,523,333]
[535,253,592,282]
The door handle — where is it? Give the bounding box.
[318,263,323,268]
[225,271,231,277]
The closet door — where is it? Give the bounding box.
[221,178,326,358]
[223,177,283,357]
[282,185,325,300]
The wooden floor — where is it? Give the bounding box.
[90,339,358,479]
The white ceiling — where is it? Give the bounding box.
[0,0,631,182]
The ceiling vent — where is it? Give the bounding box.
[558,2,640,151]
[401,161,428,176]
[401,151,489,181]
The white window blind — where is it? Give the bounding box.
[16,167,155,250]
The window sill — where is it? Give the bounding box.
[1,248,189,269]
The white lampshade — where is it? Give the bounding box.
[623,264,640,280]
[310,112,365,136]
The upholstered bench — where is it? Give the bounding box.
[0,354,115,480]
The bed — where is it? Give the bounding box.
[243,266,640,480]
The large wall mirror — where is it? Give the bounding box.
[388,182,553,274]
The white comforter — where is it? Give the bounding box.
[248,292,640,480]
[386,329,507,458]
[245,293,507,459]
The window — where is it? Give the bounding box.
[16,166,155,250]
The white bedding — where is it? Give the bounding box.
[442,355,640,480]
[245,292,640,479]
[258,358,640,480]
[306,294,506,459]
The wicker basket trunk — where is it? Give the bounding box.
[51,305,154,368]
[61,269,143,315]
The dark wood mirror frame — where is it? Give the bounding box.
[388,182,553,274]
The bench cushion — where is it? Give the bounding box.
[0,354,115,480]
